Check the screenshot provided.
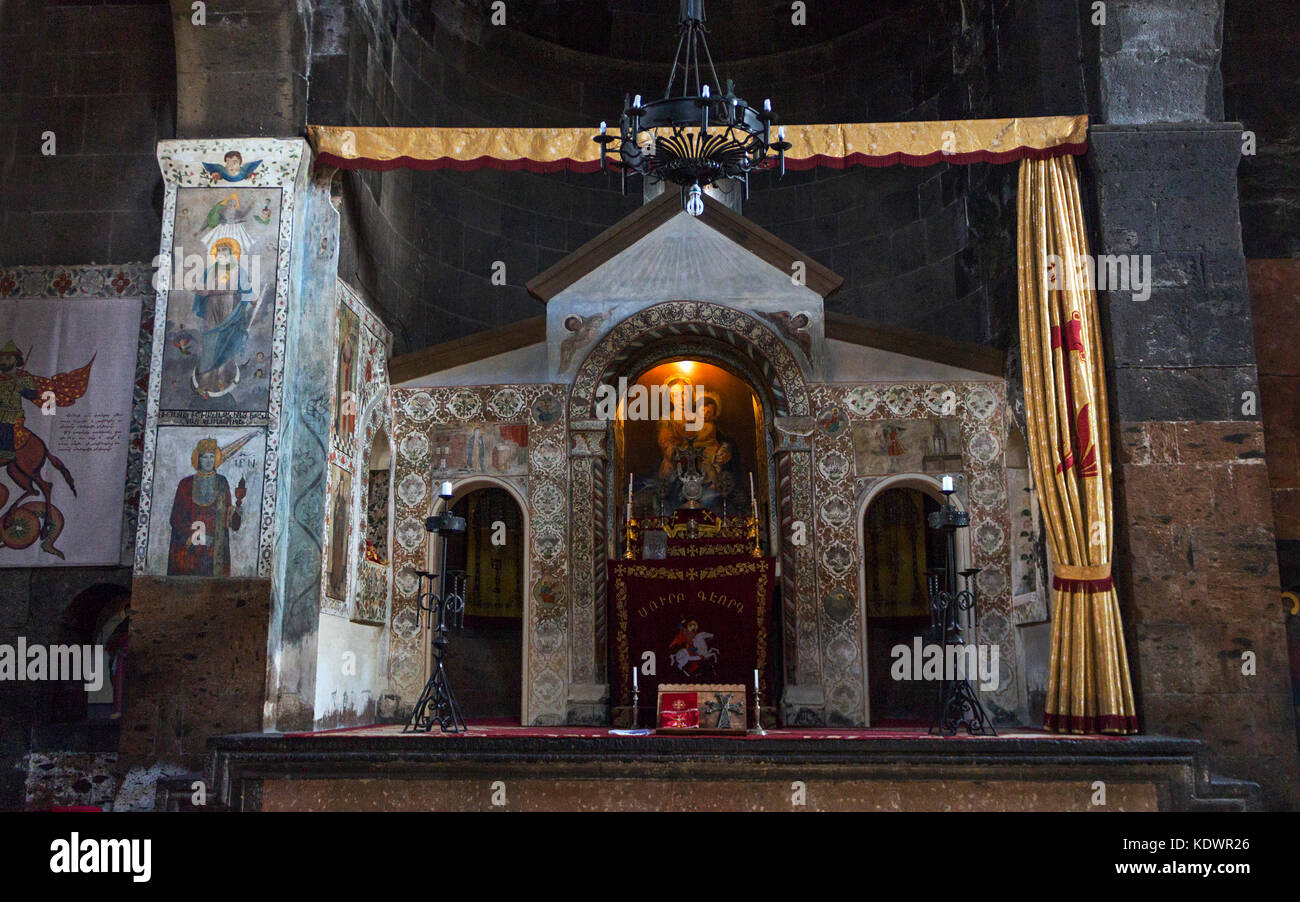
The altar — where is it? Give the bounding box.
[608,510,775,727]
[382,183,1025,731]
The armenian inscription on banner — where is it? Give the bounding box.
[0,297,141,566]
[610,557,774,713]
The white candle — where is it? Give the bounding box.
[440,480,454,498]
[633,666,638,689]
[754,669,759,690]
[942,475,954,493]
[628,473,634,507]
[749,472,758,516]
[599,121,607,134]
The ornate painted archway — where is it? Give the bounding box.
[566,301,824,724]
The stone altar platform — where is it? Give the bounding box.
[206,722,1259,812]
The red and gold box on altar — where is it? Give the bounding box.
[657,683,747,734]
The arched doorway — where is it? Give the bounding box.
[861,488,943,723]
[604,350,785,724]
[435,483,526,721]
[52,583,130,724]
[568,301,816,726]
[859,475,972,725]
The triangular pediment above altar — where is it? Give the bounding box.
[390,190,1004,386]
[525,190,843,304]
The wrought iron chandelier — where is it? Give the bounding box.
[594,0,791,215]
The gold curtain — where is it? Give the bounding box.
[307,116,1088,170]
[1017,155,1138,734]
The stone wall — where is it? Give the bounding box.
[311,0,1035,355]
[1084,0,1300,809]
[1226,0,1300,610]
[0,0,174,809]
[1115,421,1293,807]
[1225,1,1300,259]
[1248,260,1300,565]
[0,0,175,265]
[0,569,133,811]
[118,577,270,771]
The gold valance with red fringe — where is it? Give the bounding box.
[307,115,1088,172]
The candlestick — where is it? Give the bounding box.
[749,670,766,736]
[623,505,638,559]
[628,473,634,507]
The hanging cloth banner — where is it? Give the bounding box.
[1017,154,1138,735]
[307,115,1088,172]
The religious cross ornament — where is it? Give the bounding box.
[675,438,709,509]
[593,0,791,214]
[702,692,743,730]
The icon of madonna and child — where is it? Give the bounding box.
[630,375,752,517]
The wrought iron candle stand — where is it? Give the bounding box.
[926,486,997,737]
[404,507,469,734]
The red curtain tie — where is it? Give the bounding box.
[1052,562,1113,592]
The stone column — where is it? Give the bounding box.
[772,416,825,725]
[1085,0,1299,808]
[566,418,609,723]
[122,138,343,770]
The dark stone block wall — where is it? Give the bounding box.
[1092,125,1259,422]
[1226,0,1300,593]
[1083,0,1300,808]
[0,0,176,265]
[1224,0,1300,259]
[1225,0,1300,752]
[314,0,1067,355]
[0,0,175,811]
